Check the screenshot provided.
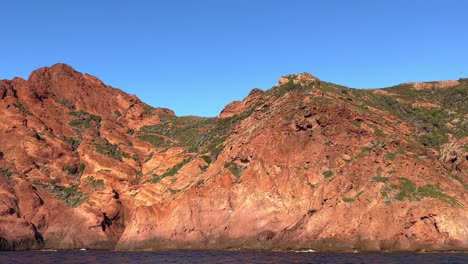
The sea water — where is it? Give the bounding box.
[0,251,467,264]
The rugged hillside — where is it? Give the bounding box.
[0,64,466,251]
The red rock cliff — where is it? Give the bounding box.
[0,65,466,252]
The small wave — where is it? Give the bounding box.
[294,249,317,253]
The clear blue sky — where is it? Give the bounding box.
[1,1,467,117]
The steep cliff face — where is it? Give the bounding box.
[0,65,466,251]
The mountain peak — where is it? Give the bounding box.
[278,72,320,86]
[27,63,81,84]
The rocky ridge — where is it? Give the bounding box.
[0,64,466,251]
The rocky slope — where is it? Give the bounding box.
[0,64,466,251]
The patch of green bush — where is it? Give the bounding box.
[15,100,32,115]
[385,153,397,161]
[381,177,462,207]
[167,188,179,195]
[353,147,373,160]
[150,158,192,184]
[322,170,334,179]
[224,162,245,181]
[85,176,104,191]
[32,181,88,207]
[0,167,13,181]
[373,176,390,183]
[351,120,362,127]
[61,136,80,151]
[53,97,75,109]
[395,178,417,201]
[306,181,316,190]
[144,152,154,163]
[95,138,130,161]
[417,184,462,206]
[196,179,205,187]
[371,125,386,137]
[69,118,91,129]
[201,155,212,164]
[68,110,102,132]
[138,135,168,147]
[343,191,364,203]
[138,105,258,155]
[450,174,468,191]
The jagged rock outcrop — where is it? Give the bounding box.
[219,88,265,118]
[0,64,466,252]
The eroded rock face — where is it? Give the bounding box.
[0,65,466,252]
[440,138,468,174]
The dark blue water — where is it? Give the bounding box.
[0,251,467,264]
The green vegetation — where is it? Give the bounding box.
[114,110,122,117]
[32,181,88,207]
[150,175,165,184]
[161,158,192,177]
[283,115,294,122]
[61,136,80,151]
[343,191,364,203]
[85,176,104,191]
[167,188,179,195]
[199,164,209,172]
[266,75,312,97]
[150,158,192,184]
[370,125,386,137]
[90,115,102,123]
[351,120,362,128]
[196,179,205,187]
[15,100,32,115]
[360,82,468,149]
[127,128,135,135]
[385,153,397,161]
[94,137,131,161]
[135,170,143,178]
[69,118,91,129]
[0,167,13,181]
[65,163,85,177]
[385,146,405,162]
[138,106,258,155]
[131,153,140,163]
[354,146,373,160]
[201,155,212,164]
[306,181,316,190]
[144,152,154,163]
[380,177,462,207]
[68,110,102,134]
[65,164,74,175]
[53,97,75,109]
[394,177,417,201]
[373,176,390,183]
[138,134,169,147]
[224,162,245,181]
[372,167,390,183]
[227,73,467,152]
[417,184,461,206]
[450,174,468,191]
[322,170,334,179]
